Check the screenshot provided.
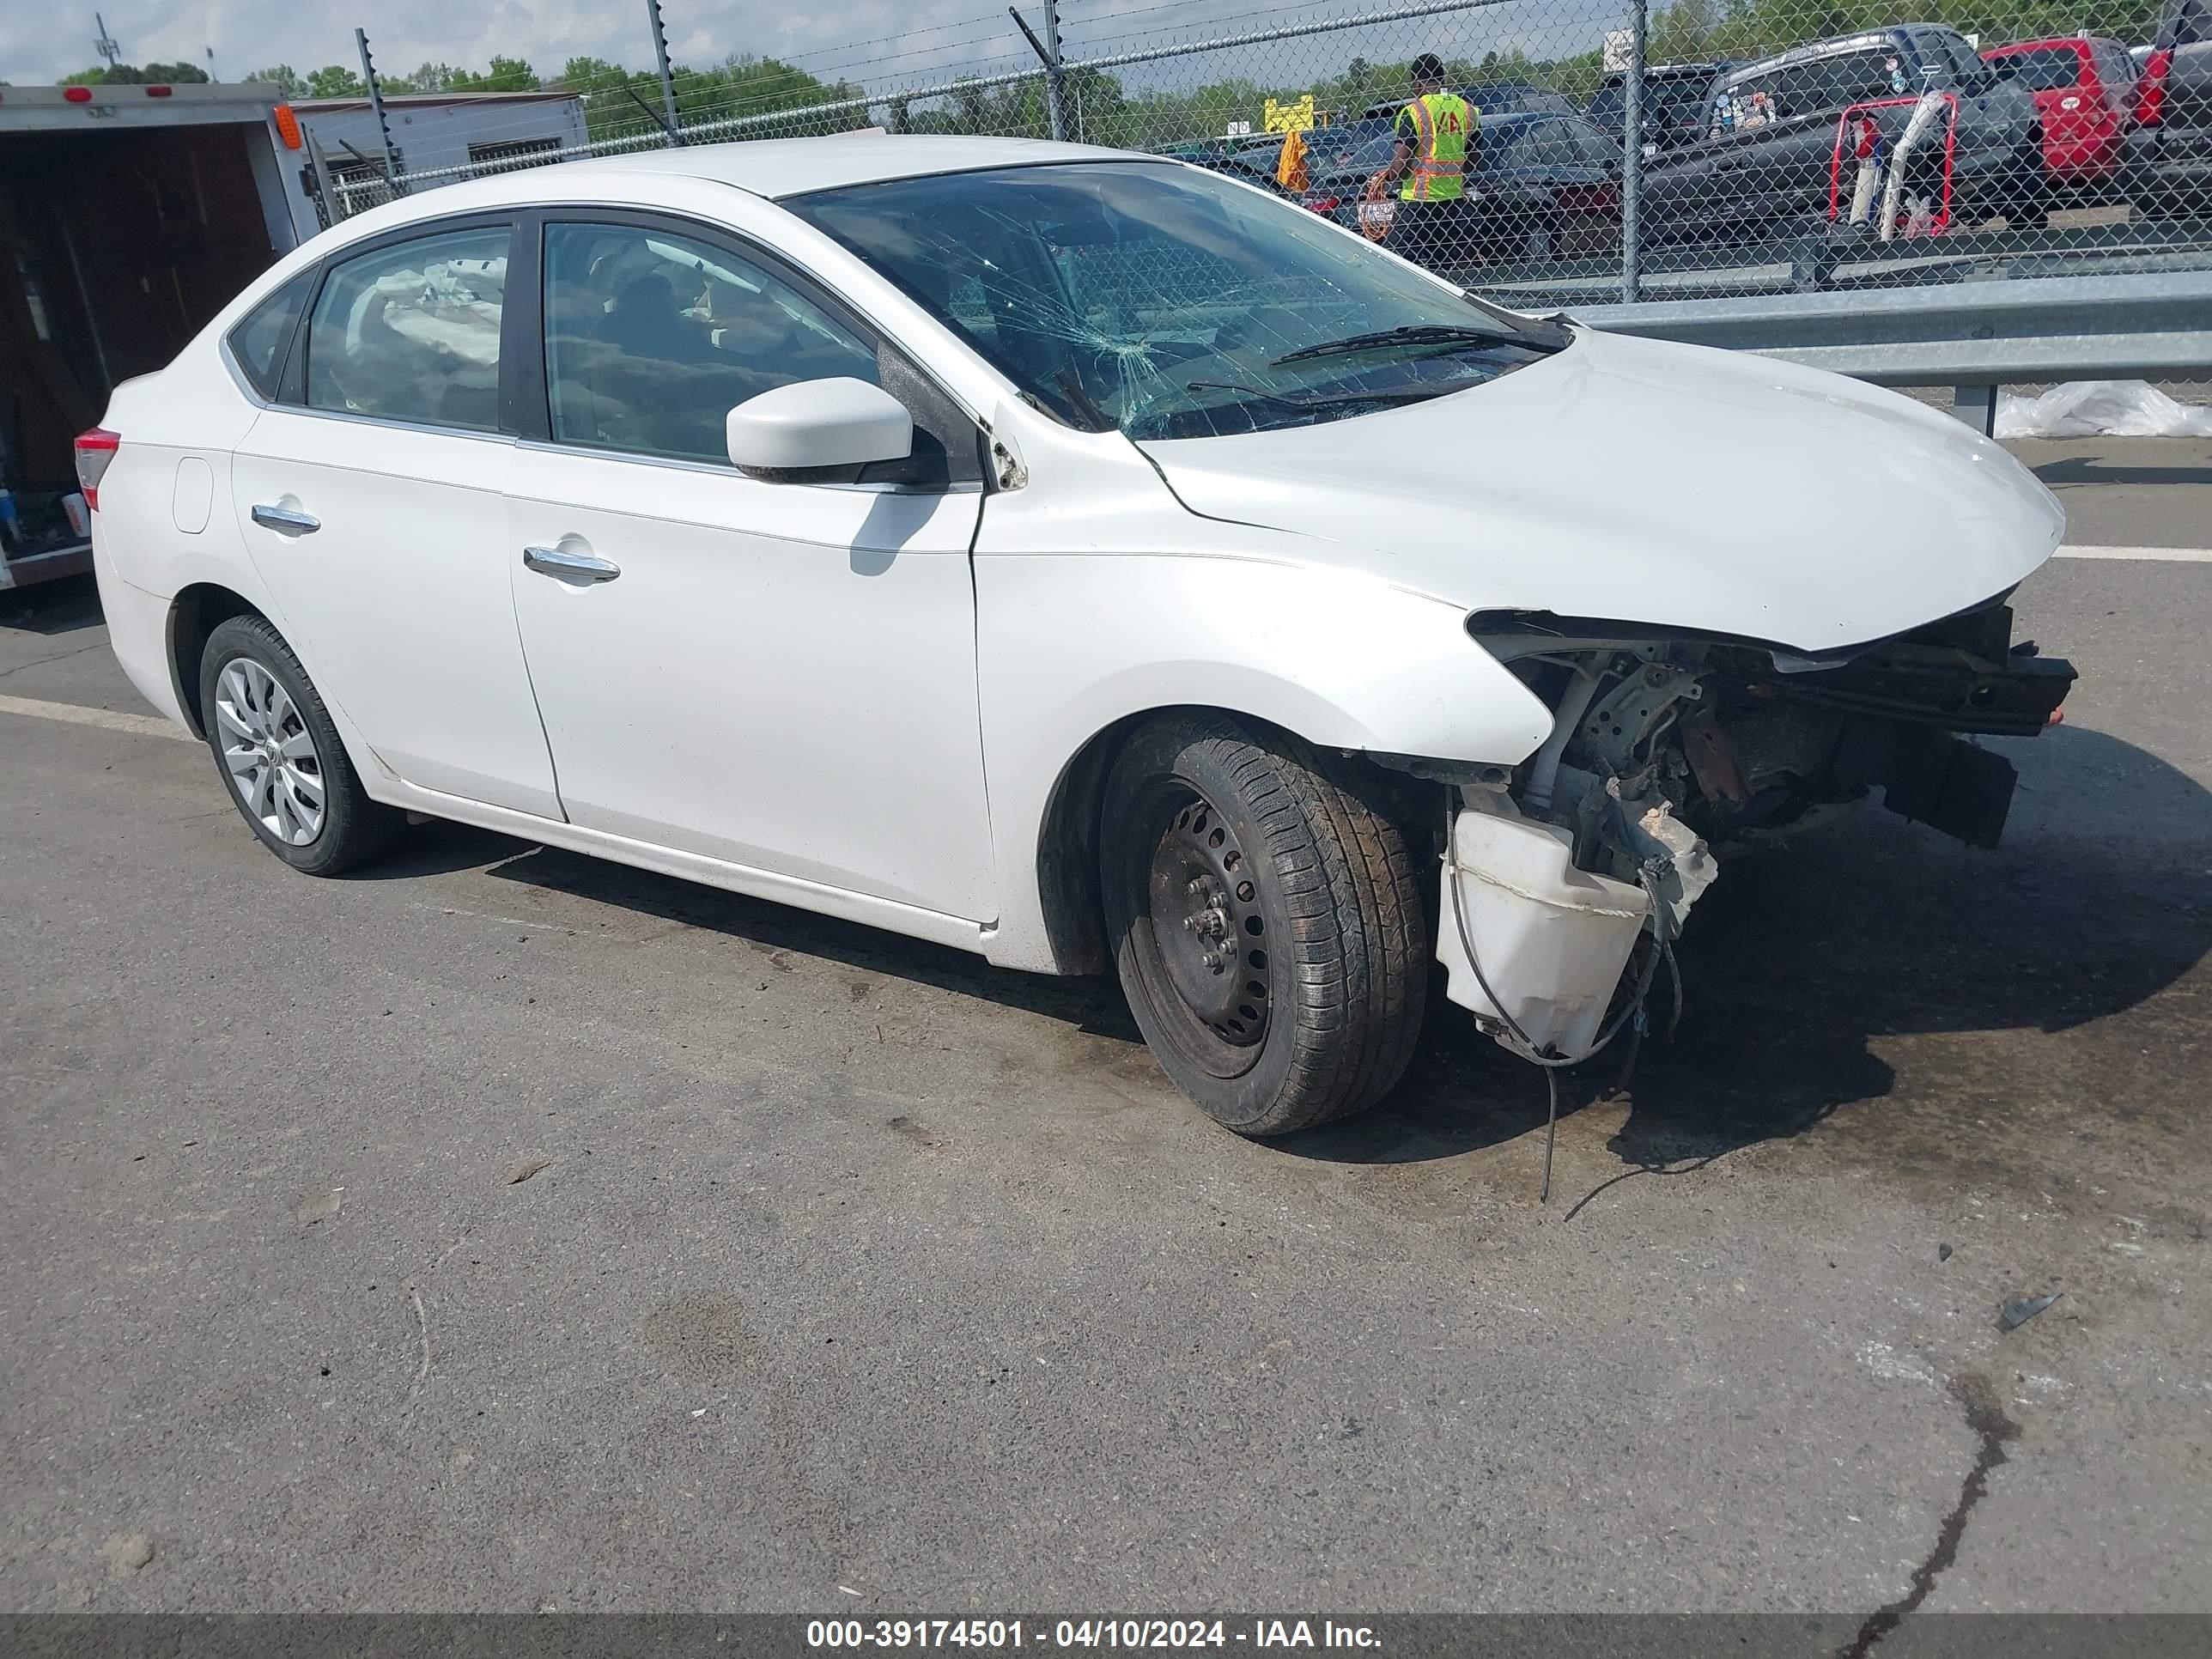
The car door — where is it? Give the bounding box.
[230,216,562,817]
[1921,29,2014,174]
[2160,0,2212,167]
[502,213,995,922]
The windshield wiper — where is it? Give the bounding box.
[1054,369,1115,432]
[1269,323,1516,367]
[1183,379,1444,412]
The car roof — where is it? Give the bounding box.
[1723,28,1914,79]
[301,133,1169,252]
[1984,34,2113,52]
[490,132,1134,202]
[1600,62,1724,81]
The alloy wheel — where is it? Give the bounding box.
[214,657,325,847]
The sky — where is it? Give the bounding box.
[5,0,1620,97]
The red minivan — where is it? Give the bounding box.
[1984,35,2140,185]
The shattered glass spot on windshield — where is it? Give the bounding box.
[792,162,1561,441]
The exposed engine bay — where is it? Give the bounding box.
[1426,598,2075,1066]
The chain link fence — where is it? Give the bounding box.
[318,0,2212,305]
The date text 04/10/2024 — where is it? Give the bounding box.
[803,1619,1383,1649]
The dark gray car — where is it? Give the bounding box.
[1302,112,1624,265]
[1639,25,2042,245]
[2130,0,2212,215]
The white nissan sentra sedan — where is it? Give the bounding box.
[84,135,2075,1136]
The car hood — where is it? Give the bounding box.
[1134,327,2065,653]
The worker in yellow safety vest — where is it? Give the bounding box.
[1368,53,1477,270]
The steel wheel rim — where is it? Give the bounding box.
[1143,787,1273,1068]
[214,658,325,847]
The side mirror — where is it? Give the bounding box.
[726,377,914,480]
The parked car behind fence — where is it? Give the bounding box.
[1303,112,1622,266]
[1588,63,1729,155]
[2131,0,2212,216]
[1983,36,2141,192]
[1639,26,2044,246]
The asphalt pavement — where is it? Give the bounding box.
[2,436,2208,1621]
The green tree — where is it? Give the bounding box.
[244,64,303,95]
[450,56,539,93]
[303,64,367,98]
[59,62,206,85]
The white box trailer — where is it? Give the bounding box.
[0,82,318,591]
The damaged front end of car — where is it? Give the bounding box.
[1420,597,2074,1064]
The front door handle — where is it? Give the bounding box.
[251,502,320,535]
[522,544,622,584]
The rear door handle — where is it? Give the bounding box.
[522,544,621,584]
[250,502,320,535]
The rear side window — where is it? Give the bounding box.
[1994,46,2087,92]
[228,272,311,400]
[304,225,509,432]
[1717,49,1899,133]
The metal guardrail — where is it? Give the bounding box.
[1565,270,2212,432]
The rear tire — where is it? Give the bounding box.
[1991,147,2050,227]
[198,614,398,876]
[1101,712,1427,1137]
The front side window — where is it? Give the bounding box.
[543,221,880,465]
[305,226,507,430]
[229,271,312,399]
[2093,40,2138,100]
[788,161,1565,441]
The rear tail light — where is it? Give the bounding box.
[75,428,119,511]
[63,85,93,103]
[2137,49,2172,125]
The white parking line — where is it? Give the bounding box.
[2057,545,2212,563]
[0,694,193,743]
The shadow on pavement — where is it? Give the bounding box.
[431,724,2209,1182]
[482,840,1145,1046]
[2030,455,2212,490]
[0,573,104,636]
[1291,724,2212,1179]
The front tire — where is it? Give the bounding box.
[198,614,398,876]
[1101,713,1427,1137]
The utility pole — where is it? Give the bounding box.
[1620,0,1646,302]
[1008,3,1067,142]
[356,28,404,198]
[93,12,122,71]
[645,0,686,145]
[1041,0,1067,143]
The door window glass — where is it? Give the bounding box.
[1569,120,1622,166]
[304,226,508,430]
[228,271,312,399]
[543,222,880,465]
[2093,40,2138,102]
[1996,46,2089,92]
[1717,49,1898,131]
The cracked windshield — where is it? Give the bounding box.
[791,161,1567,440]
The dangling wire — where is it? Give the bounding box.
[1444,803,1683,1205]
